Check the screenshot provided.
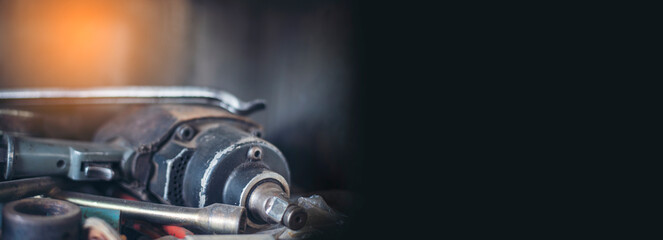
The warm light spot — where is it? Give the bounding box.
[0,0,190,87]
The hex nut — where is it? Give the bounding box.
[264,196,289,223]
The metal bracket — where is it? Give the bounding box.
[0,86,266,115]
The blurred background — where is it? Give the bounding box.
[0,0,361,213]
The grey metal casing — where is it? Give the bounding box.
[93,105,291,209]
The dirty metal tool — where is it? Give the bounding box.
[50,190,247,234]
[1,134,131,181]
[2,197,81,240]
[244,179,307,230]
[92,104,307,230]
[0,87,308,231]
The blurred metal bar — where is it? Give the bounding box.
[0,176,61,202]
[0,86,265,115]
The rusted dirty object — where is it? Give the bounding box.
[255,195,346,240]
[0,102,308,232]
[93,104,305,230]
[94,104,261,156]
[92,104,263,202]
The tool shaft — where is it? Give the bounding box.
[51,191,246,234]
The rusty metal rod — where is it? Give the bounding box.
[50,191,246,234]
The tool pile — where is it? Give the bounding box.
[0,87,344,240]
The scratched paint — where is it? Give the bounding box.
[198,137,282,208]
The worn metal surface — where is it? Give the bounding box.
[0,177,61,203]
[247,182,307,230]
[92,104,263,201]
[2,198,81,240]
[94,104,261,154]
[0,103,309,234]
[252,195,346,240]
[91,104,300,230]
[144,121,296,230]
[0,86,266,116]
[50,191,247,234]
[0,134,132,181]
[248,182,289,224]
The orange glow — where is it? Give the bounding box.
[0,0,190,87]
